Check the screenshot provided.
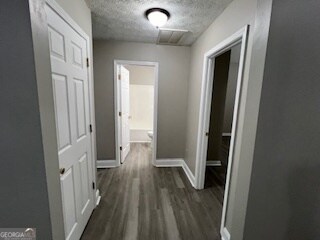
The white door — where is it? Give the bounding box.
[120,66,130,162]
[46,5,95,240]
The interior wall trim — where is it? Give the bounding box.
[206,160,222,166]
[182,160,196,188]
[95,190,101,206]
[221,227,231,240]
[97,158,197,188]
[96,160,118,168]
[155,158,184,167]
[222,132,232,137]
[156,158,196,187]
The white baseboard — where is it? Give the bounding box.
[182,161,196,187]
[221,227,231,240]
[155,158,184,167]
[97,158,196,189]
[155,158,196,188]
[222,132,232,137]
[130,141,151,143]
[97,160,117,168]
[95,189,101,206]
[206,160,222,166]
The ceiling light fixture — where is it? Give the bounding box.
[146,8,170,28]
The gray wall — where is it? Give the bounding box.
[0,1,53,238]
[244,0,320,239]
[225,0,273,237]
[93,40,191,160]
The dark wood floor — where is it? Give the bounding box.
[81,143,225,240]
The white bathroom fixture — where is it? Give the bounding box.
[147,131,153,140]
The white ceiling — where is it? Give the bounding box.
[89,0,233,46]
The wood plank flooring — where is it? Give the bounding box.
[81,143,225,240]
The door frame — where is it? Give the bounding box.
[194,25,249,239]
[45,0,99,207]
[114,60,159,167]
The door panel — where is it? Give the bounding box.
[79,153,90,212]
[71,42,83,68]
[60,168,77,238]
[52,74,72,151]
[74,78,86,139]
[48,26,66,61]
[120,66,130,162]
[46,5,94,240]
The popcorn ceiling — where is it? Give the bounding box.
[89,0,233,45]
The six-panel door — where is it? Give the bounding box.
[46,5,94,240]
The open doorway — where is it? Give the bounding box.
[114,60,159,166]
[204,45,241,227]
[194,26,249,239]
[205,44,241,189]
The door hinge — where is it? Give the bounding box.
[89,124,93,133]
[92,182,95,189]
[118,74,121,80]
[86,58,89,67]
[205,132,209,136]
[120,146,122,151]
[119,111,122,117]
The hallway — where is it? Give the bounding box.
[81,143,225,240]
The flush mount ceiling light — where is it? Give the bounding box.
[146,8,170,28]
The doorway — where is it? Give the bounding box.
[194,26,249,240]
[205,44,241,188]
[114,60,159,166]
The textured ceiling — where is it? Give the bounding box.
[89,0,233,46]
